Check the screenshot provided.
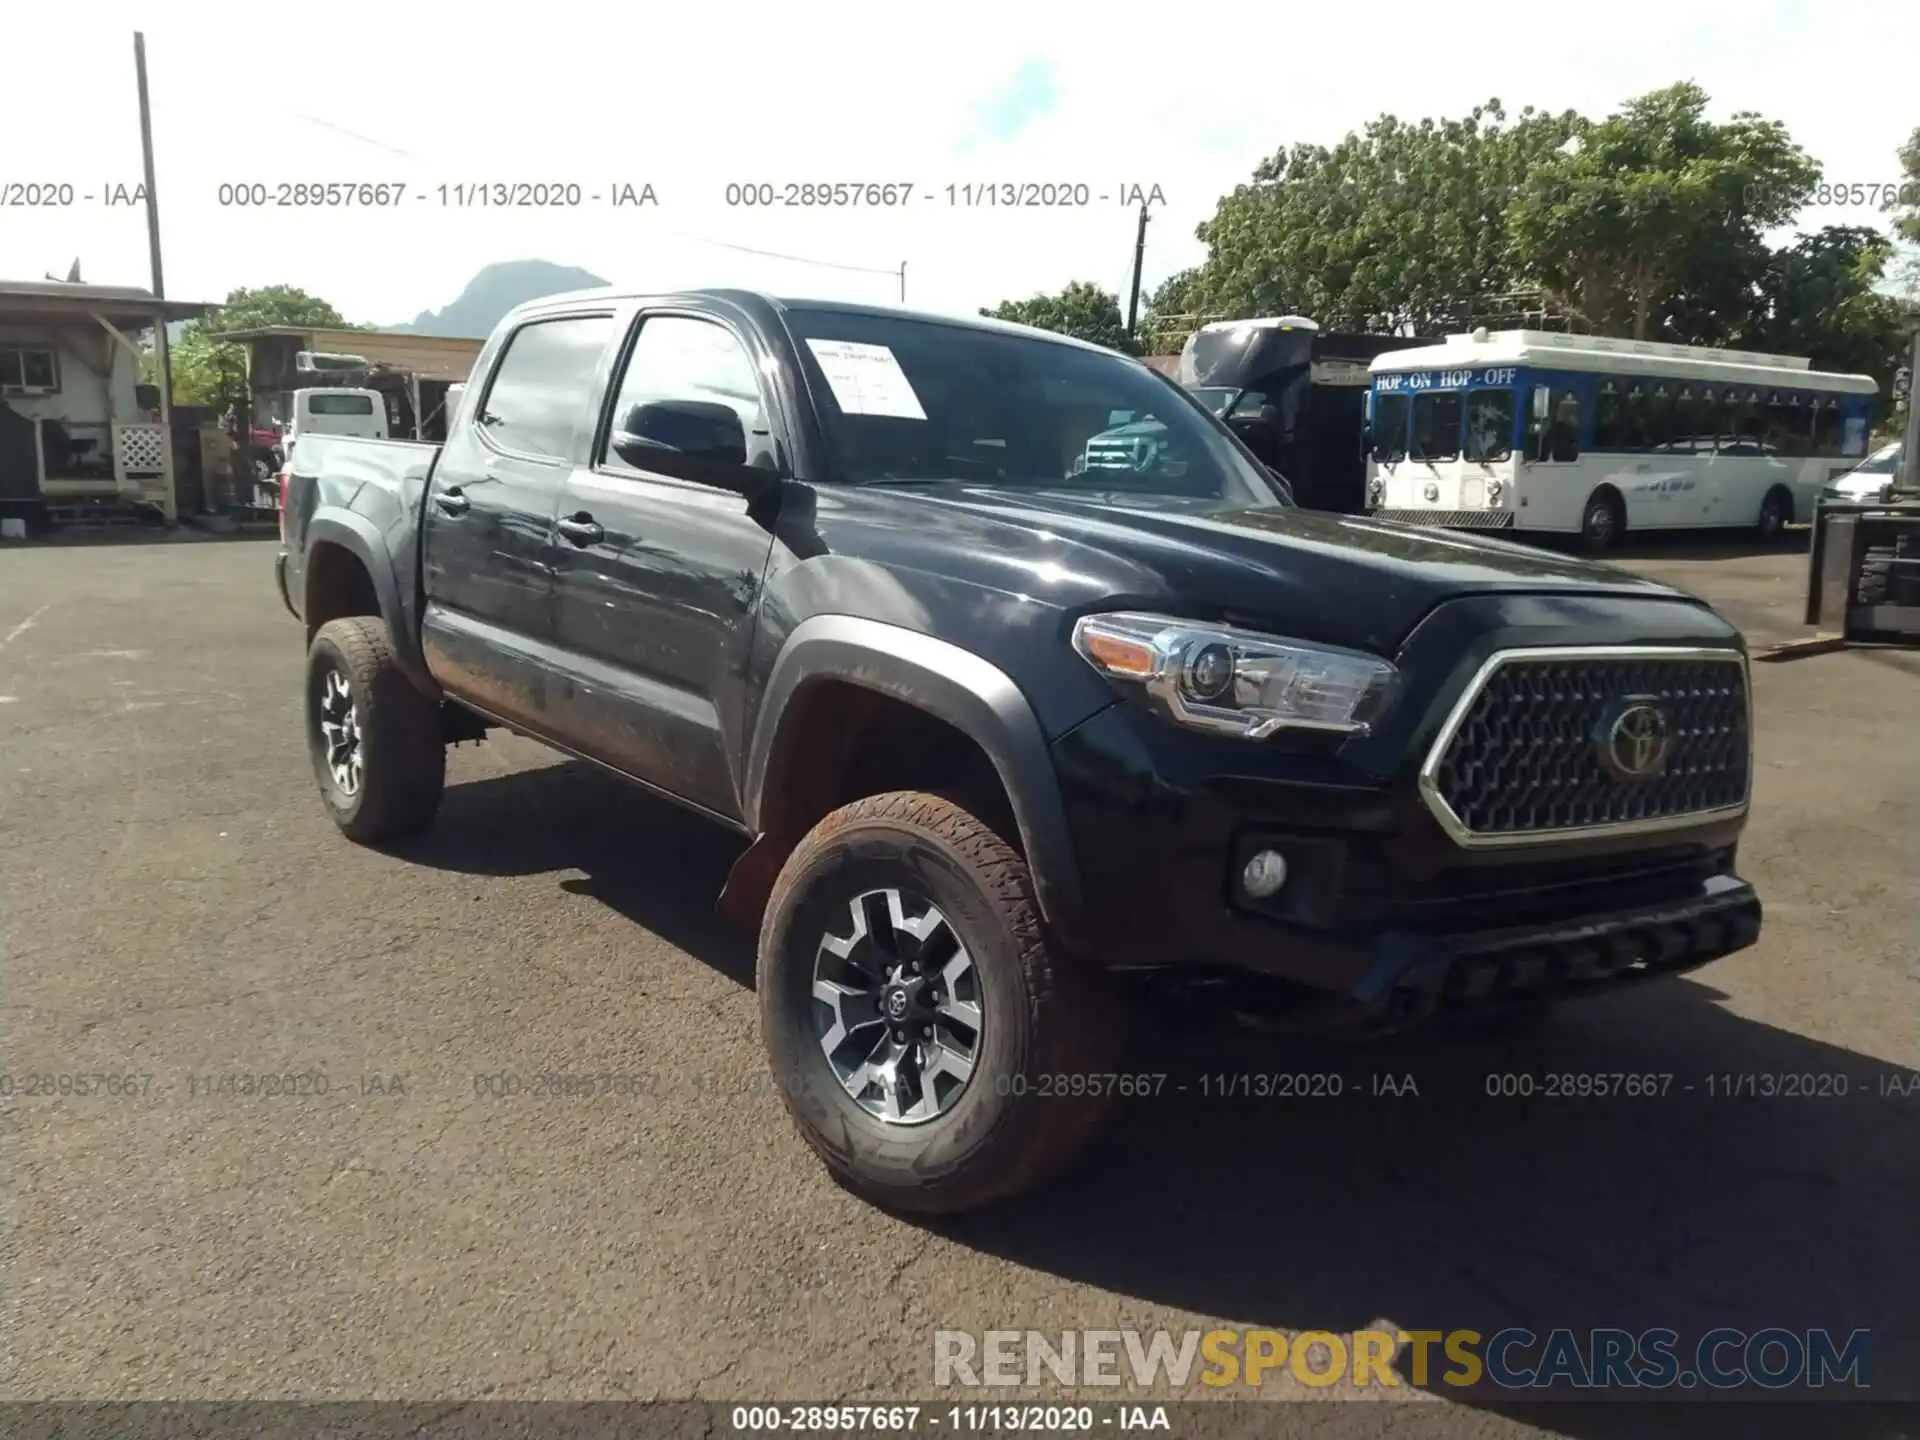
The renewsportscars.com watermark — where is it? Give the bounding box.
[933,1328,1871,1393]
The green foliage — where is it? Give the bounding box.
[1151,84,1912,413]
[167,285,352,413]
[1894,125,1920,246]
[1173,99,1582,334]
[1507,84,1817,338]
[980,281,1139,354]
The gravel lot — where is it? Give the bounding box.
[0,534,1913,1435]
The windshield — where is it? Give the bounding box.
[787,309,1283,505]
[1849,443,1902,475]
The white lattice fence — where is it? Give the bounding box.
[113,422,168,479]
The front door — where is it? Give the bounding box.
[545,309,782,821]
[420,310,617,731]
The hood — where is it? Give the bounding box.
[819,484,1698,657]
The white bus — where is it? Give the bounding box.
[1363,329,1879,551]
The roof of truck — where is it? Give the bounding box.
[506,287,1129,356]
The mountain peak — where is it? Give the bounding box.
[393,259,610,338]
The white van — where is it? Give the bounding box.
[289,388,389,451]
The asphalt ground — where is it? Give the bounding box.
[0,533,1914,1437]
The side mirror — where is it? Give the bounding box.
[612,400,772,498]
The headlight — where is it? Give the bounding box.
[1367,477,1385,505]
[1486,477,1505,503]
[1071,612,1398,739]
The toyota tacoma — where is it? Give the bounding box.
[276,289,1761,1213]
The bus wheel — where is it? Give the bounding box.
[1578,490,1624,554]
[1757,487,1794,542]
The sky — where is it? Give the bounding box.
[4,0,1917,330]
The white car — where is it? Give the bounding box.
[1821,442,1903,503]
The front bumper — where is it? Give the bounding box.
[1049,599,1762,1030]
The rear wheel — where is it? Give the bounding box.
[1578,490,1624,554]
[758,791,1124,1214]
[1756,487,1794,542]
[305,617,446,843]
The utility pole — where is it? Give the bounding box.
[133,32,180,519]
[899,261,907,305]
[1125,203,1150,340]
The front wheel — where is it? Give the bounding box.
[306,617,446,843]
[758,791,1124,1214]
[1578,490,1624,554]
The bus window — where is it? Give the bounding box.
[1464,387,1514,463]
[1410,390,1462,462]
[1621,382,1656,450]
[1547,389,1581,461]
[1721,388,1763,455]
[1812,395,1844,456]
[1527,386,1582,462]
[1595,379,1626,449]
[1371,392,1410,462]
[1764,391,1807,456]
[1669,385,1702,451]
[1646,381,1676,449]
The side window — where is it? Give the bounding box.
[1410,390,1463,462]
[1811,395,1844,457]
[1698,386,1722,447]
[477,315,616,461]
[1646,380,1676,450]
[1463,387,1514,463]
[601,315,769,473]
[1669,385,1700,450]
[1621,382,1650,451]
[1721,388,1763,455]
[1531,386,1581,462]
[1594,379,1626,449]
[1764,392,1806,457]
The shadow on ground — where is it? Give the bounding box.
[395,761,1915,1434]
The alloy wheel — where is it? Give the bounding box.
[316,669,364,797]
[811,888,984,1125]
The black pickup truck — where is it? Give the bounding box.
[278,288,1761,1213]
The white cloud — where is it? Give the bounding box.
[5,0,1915,325]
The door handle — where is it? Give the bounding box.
[433,487,470,516]
[556,513,604,547]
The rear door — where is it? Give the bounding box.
[420,308,618,732]
[542,307,784,822]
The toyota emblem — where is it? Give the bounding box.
[1595,698,1671,781]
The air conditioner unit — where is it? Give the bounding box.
[295,351,371,374]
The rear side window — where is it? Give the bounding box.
[478,315,616,461]
[308,393,375,416]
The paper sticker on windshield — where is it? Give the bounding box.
[805,339,927,420]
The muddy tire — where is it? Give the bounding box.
[758,791,1124,1214]
[305,617,446,843]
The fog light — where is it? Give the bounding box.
[1241,849,1289,899]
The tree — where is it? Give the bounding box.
[165,285,354,415]
[1507,84,1818,339]
[1893,125,1920,246]
[1741,227,1911,387]
[1138,267,1205,356]
[1176,99,1582,334]
[981,281,1138,354]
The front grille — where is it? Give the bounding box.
[1422,649,1750,844]
[1372,507,1515,529]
